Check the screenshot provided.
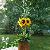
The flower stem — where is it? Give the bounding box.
[23,27,26,37]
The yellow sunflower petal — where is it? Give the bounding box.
[26,18,31,26]
[18,21,20,23]
[19,18,21,21]
[19,23,22,27]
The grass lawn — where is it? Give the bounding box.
[0,34,50,50]
[30,36,50,50]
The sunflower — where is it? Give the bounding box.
[18,18,26,27]
[26,18,31,26]
[18,17,31,27]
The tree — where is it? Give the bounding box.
[4,0,50,34]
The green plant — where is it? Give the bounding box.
[17,17,31,42]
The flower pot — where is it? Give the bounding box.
[18,41,30,50]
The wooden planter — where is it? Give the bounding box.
[18,41,30,50]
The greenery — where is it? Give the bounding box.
[17,17,31,42]
[0,0,49,34]
[0,34,50,50]
[0,0,50,50]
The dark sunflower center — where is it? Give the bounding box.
[22,20,25,24]
[27,20,29,23]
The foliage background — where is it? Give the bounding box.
[0,0,50,34]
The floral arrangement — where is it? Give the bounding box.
[17,17,31,42]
